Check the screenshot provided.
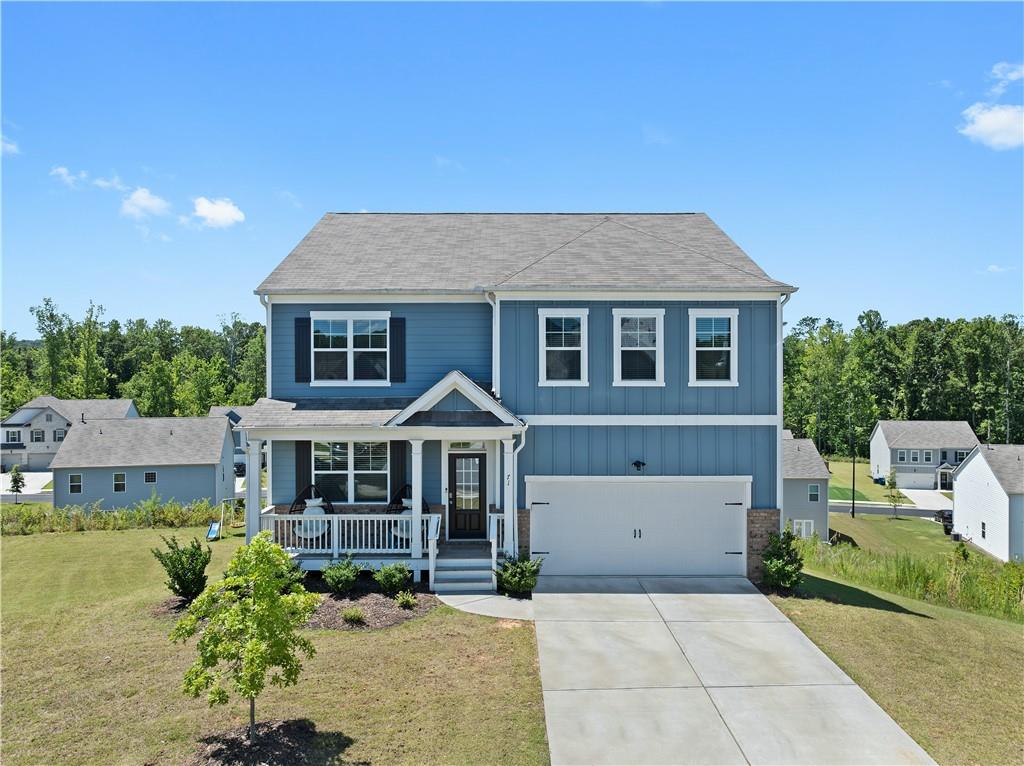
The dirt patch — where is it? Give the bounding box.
[150,595,188,618]
[186,719,355,766]
[304,574,438,630]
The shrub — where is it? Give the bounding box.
[341,607,365,625]
[496,556,543,596]
[151,535,212,603]
[322,557,361,595]
[760,528,803,591]
[1,496,221,536]
[373,563,411,597]
[394,590,417,609]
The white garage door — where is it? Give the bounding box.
[527,477,749,576]
[896,471,934,490]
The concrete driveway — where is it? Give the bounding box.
[534,576,933,766]
[1,470,52,495]
[899,489,952,512]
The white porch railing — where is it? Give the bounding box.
[259,512,443,559]
[487,513,505,591]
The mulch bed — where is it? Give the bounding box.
[186,719,355,766]
[303,573,439,630]
[151,595,189,618]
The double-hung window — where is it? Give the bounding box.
[113,472,126,493]
[791,519,814,538]
[69,474,82,494]
[4,430,20,444]
[311,311,389,385]
[923,450,933,463]
[897,450,907,463]
[538,309,588,386]
[808,483,820,503]
[313,441,389,503]
[54,429,66,442]
[955,450,969,463]
[689,308,739,386]
[612,308,664,386]
[30,430,45,443]
[910,450,920,464]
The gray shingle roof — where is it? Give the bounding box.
[876,421,979,449]
[256,213,795,295]
[15,396,136,424]
[783,438,831,480]
[50,417,229,469]
[970,444,1024,495]
[236,397,414,430]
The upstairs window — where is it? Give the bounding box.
[54,429,66,442]
[311,311,389,385]
[923,450,933,463]
[613,309,664,386]
[808,483,820,503]
[910,450,920,464]
[897,450,907,463]
[539,309,588,386]
[689,308,739,386]
[30,430,45,443]
[955,450,969,463]
[4,430,20,444]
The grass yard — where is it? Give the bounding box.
[1,528,548,766]
[827,459,912,504]
[770,571,1024,766]
[828,511,954,560]
[940,491,953,500]
[42,479,53,490]
[240,469,268,490]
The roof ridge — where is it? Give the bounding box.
[493,217,613,287]
[326,211,704,216]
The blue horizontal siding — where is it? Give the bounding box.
[271,302,491,399]
[518,425,777,508]
[500,300,777,416]
[53,465,218,509]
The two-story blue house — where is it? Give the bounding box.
[240,213,795,592]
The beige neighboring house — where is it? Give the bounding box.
[1,396,140,472]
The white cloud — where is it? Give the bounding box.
[191,196,245,228]
[120,187,171,219]
[50,166,88,188]
[958,103,1024,150]
[642,124,672,146]
[279,189,302,209]
[433,155,465,172]
[2,135,19,155]
[93,174,128,191]
[989,62,1024,97]
[980,264,1012,274]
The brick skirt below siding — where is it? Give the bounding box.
[747,508,781,581]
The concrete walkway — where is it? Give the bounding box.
[533,576,934,766]
[437,592,535,620]
[899,488,952,512]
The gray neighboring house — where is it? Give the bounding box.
[869,420,980,490]
[1,396,139,471]
[782,430,830,540]
[51,417,234,509]
[952,444,1024,563]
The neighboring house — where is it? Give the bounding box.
[869,420,979,490]
[208,404,259,465]
[51,417,235,509]
[239,212,795,592]
[1,396,139,472]
[952,444,1024,563]
[782,430,830,540]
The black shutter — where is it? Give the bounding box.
[295,441,312,500]
[389,440,407,501]
[295,317,311,383]
[390,317,406,383]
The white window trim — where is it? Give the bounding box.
[612,308,665,387]
[309,310,391,388]
[910,450,920,464]
[896,449,906,463]
[5,430,20,443]
[54,429,66,442]
[808,483,820,503]
[538,308,589,387]
[113,472,126,493]
[69,473,82,494]
[792,519,814,538]
[313,441,390,505]
[30,429,45,443]
[923,450,933,463]
[144,471,158,484]
[688,308,740,387]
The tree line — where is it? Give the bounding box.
[784,310,1023,457]
[1,298,265,419]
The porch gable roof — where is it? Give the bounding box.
[387,370,523,428]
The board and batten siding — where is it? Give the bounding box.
[499,300,777,416]
[517,425,777,508]
[270,302,492,399]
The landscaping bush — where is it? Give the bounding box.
[151,535,212,603]
[394,590,417,609]
[760,528,803,591]
[496,556,543,596]
[322,557,361,595]
[341,607,365,625]
[1,496,221,535]
[373,563,411,597]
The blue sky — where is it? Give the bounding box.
[2,2,1022,338]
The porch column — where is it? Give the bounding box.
[410,439,424,560]
[502,438,515,557]
[244,438,264,542]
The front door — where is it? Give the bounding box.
[448,453,486,539]
[940,471,952,491]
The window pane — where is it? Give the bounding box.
[353,351,387,380]
[316,473,348,502]
[712,318,731,348]
[695,349,731,380]
[353,442,387,471]
[314,351,348,380]
[330,320,348,349]
[314,443,332,470]
[621,349,656,380]
[546,349,582,380]
[330,442,348,471]
[620,316,639,333]
[355,472,388,502]
[313,320,332,348]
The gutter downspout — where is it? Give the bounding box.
[511,423,528,555]
[777,292,791,531]
[486,292,500,399]
[259,294,271,399]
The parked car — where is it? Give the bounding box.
[934,509,953,535]
[234,462,246,478]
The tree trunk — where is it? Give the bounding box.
[248,697,256,745]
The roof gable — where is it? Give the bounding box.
[50,417,230,469]
[388,371,522,427]
[956,444,1024,495]
[17,396,137,423]
[783,438,831,480]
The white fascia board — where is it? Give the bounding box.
[519,414,779,426]
[493,290,789,302]
[525,475,753,484]
[259,291,486,303]
[388,370,521,426]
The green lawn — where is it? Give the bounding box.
[827,459,912,504]
[827,511,953,560]
[240,469,268,490]
[770,571,1024,766]
[41,480,53,490]
[1,528,548,766]
[940,491,953,501]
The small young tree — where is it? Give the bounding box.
[8,464,25,504]
[886,467,900,519]
[170,532,320,744]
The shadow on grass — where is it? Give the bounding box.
[793,573,932,619]
[190,718,362,766]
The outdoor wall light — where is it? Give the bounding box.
[632,460,646,472]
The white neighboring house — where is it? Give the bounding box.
[952,444,1024,563]
[782,430,830,540]
[869,420,979,490]
[1,396,140,472]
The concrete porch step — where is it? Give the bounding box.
[435,557,491,568]
[435,567,493,582]
[433,580,495,594]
